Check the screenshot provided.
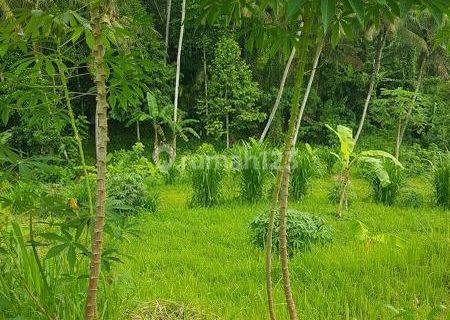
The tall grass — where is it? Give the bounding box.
[0,222,87,319]
[235,140,269,203]
[290,145,320,201]
[188,145,225,207]
[433,153,449,209]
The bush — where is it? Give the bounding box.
[401,143,440,176]
[396,189,424,208]
[367,161,404,206]
[189,145,225,207]
[0,181,70,217]
[250,210,332,256]
[433,153,449,209]
[107,172,154,215]
[291,145,322,200]
[235,139,269,203]
[316,146,337,174]
[109,142,161,182]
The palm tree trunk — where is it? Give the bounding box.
[136,120,141,142]
[354,30,386,143]
[203,41,209,119]
[85,4,109,320]
[164,0,172,62]
[259,47,296,144]
[395,58,426,159]
[172,0,186,156]
[293,39,324,143]
[264,18,312,320]
[57,52,94,217]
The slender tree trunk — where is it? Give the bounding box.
[264,19,312,320]
[395,58,426,159]
[152,123,160,164]
[203,41,209,119]
[337,168,350,217]
[225,113,230,149]
[293,39,324,143]
[165,0,172,62]
[85,3,109,319]
[57,49,94,217]
[394,120,403,160]
[136,120,141,142]
[259,47,296,144]
[172,0,186,156]
[354,30,386,143]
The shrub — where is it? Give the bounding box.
[316,146,337,174]
[291,144,322,200]
[401,143,440,176]
[106,143,160,215]
[235,139,269,203]
[107,171,146,214]
[396,189,424,208]
[189,145,225,207]
[433,153,449,209]
[0,181,70,217]
[250,210,332,256]
[367,161,404,206]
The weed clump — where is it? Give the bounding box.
[250,210,332,256]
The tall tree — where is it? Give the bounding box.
[259,47,296,144]
[354,26,387,142]
[173,0,186,156]
[165,0,172,61]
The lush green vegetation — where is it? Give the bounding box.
[0,0,448,319]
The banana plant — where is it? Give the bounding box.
[327,124,403,217]
[142,92,199,164]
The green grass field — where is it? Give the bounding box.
[109,179,450,319]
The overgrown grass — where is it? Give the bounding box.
[433,153,449,209]
[107,178,449,319]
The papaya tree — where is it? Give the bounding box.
[85,0,111,318]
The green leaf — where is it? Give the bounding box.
[287,0,304,20]
[45,243,68,259]
[41,232,66,242]
[1,107,10,125]
[45,59,55,77]
[321,0,336,32]
[71,26,84,44]
[359,150,403,168]
[85,29,94,50]
[359,156,391,187]
[326,124,355,164]
[347,0,365,24]
[146,92,158,119]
